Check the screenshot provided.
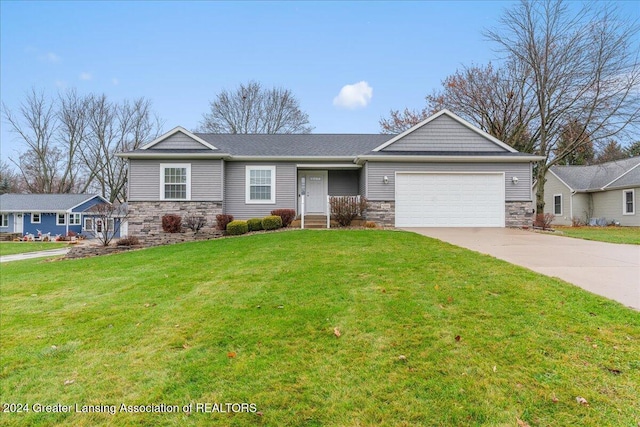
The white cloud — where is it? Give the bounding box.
[45,52,61,63]
[79,72,92,81]
[112,78,119,86]
[333,81,373,109]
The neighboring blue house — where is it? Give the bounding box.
[0,193,124,239]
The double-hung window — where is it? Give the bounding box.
[0,214,7,228]
[623,189,635,215]
[32,213,41,223]
[161,164,191,200]
[69,213,81,225]
[246,166,276,204]
[553,194,562,215]
[56,213,66,225]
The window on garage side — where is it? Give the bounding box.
[161,164,191,200]
[553,194,562,215]
[246,166,276,204]
[623,189,635,215]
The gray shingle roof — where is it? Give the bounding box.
[193,134,392,156]
[0,194,104,212]
[550,157,640,191]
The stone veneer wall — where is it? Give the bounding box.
[127,201,223,244]
[505,201,535,228]
[365,200,534,228]
[364,201,396,227]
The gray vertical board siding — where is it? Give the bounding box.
[328,170,359,196]
[366,162,532,201]
[128,159,223,201]
[151,131,209,149]
[224,162,297,219]
[381,114,508,152]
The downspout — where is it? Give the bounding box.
[570,191,576,223]
[66,210,70,236]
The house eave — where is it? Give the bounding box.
[355,154,545,164]
[229,156,358,162]
[116,152,231,160]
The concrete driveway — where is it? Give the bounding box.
[0,248,70,263]
[403,228,640,310]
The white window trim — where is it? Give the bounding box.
[31,213,41,224]
[69,213,82,225]
[622,189,635,215]
[245,165,276,204]
[160,163,191,201]
[553,194,563,216]
[56,213,66,226]
[0,214,8,228]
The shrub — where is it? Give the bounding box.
[247,218,264,232]
[116,236,140,246]
[329,196,368,227]
[364,221,377,228]
[162,214,182,233]
[184,215,207,234]
[226,220,248,235]
[534,213,555,230]
[215,214,234,231]
[262,215,283,230]
[270,209,296,227]
[571,216,586,227]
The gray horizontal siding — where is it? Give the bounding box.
[592,188,639,226]
[366,162,532,201]
[128,159,223,201]
[383,114,508,152]
[542,172,572,225]
[328,170,359,196]
[224,162,297,219]
[152,131,207,149]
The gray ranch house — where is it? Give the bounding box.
[118,110,543,237]
[537,156,639,226]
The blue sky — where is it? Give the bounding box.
[1,1,639,164]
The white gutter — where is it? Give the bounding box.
[116,152,231,159]
[355,154,545,164]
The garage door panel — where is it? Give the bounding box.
[395,173,504,227]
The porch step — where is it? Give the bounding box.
[291,215,330,229]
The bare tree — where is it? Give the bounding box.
[199,81,313,134]
[486,0,640,212]
[57,89,91,193]
[0,161,25,194]
[83,95,162,202]
[379,62,537,152]
[3,88,61,193]
[595,140,627,164]
[87,202,128,246]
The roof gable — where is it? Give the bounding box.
[373,110,517,153]
[141,126,217,150]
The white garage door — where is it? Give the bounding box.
[395,173,505,227]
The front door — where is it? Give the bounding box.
[14,214,24,234]
[301,171,328,214]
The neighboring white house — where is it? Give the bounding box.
[538,157,640,226]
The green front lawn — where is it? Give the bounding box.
[0,241,68,256]
[555,226,640,245]
[1,230,638,426]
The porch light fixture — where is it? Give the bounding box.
[511,176,519,184]
[383,176,389,184]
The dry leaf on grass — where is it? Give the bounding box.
[333,327,341,338]
[516,418,531,427]
[455,335,461,342]
[227,351,236,359]
[64,379,75,386]
[576,396,589,405]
